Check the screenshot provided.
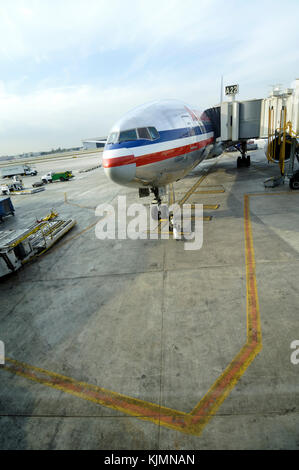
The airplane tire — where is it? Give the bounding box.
[289,177,299,190]
[151,205,159,220]
[160,204,169,219]
[246,155,251,167]
[237,157,242,168]
[169,213,174,232]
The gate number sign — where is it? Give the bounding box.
[225,84,239,95]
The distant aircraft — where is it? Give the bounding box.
[102,99,245,219]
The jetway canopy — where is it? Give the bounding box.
[220,99,262,141]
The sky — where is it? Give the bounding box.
[0,0,299,156]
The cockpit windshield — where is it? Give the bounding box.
[107,127,160,145]
[137,127,151,140]
[148,127,160,140]
[107,132,119,144]
[119,129,138,143]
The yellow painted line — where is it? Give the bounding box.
[1,193,260,436]
[178,173,209,205]
[186,194,262,435]
[183,216,212,221]
[169,183,175,206]
[202,204,220,210]
[9,160,289,436]
[181,204,219,210]
[2,357,187,430]
[49,220,98,252]
[64,192,97,210]
[156,172,212,233]
[1,189,265,437]
[193,216,212,221]
[193,189,225,194]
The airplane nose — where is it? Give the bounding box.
[102,149,136,186]
[104,163,136,186]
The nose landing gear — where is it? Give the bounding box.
[150,186,174,232]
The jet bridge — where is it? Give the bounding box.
[205,78,299,178]
[220,99,262,142]
[205,98,263,167]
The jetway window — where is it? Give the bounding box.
[119,129,138,143]
[137,127,151,140]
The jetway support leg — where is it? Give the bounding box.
[287,138,299,190]
[237,141,251,168]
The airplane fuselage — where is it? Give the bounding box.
[102,100,217,189]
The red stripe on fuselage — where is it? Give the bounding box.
[102,155,135,168]
[103,137,213,169]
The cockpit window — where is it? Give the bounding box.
[148,127,160,140]
[119,129,138,143]
[107,127,160,144]
[107,132,119,144]
[137,127,151,140]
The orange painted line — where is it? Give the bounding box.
[1,193,262,436]
[186,194,262,434]
[2,358,188,431]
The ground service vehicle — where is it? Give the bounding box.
[41,171,74,183]
[0,165,37,178]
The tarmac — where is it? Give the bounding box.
[0,147,299,450]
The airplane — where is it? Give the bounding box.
[102,99,251,223]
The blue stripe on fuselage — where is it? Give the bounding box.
[105,123,214,150]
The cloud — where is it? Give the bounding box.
[0,0,244,63]
[0,0,299,155]
[0,75,221,154]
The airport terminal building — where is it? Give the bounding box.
[82,136,107,150]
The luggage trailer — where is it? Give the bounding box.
[0,210,76,277]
